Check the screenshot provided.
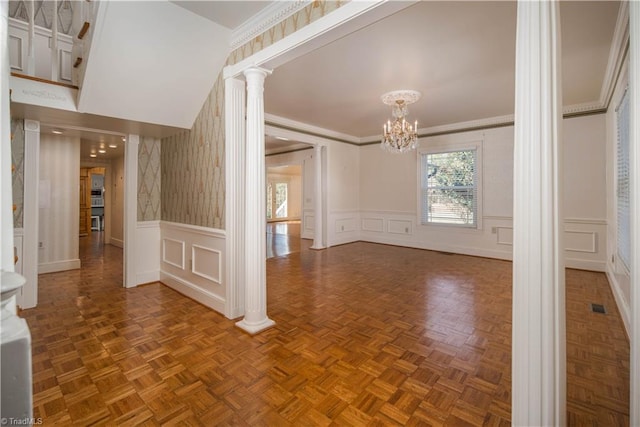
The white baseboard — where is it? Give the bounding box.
[160,270,225,314]
[137,270,160,285]
[39,258,81,274]
[606,269,631,336]
[110,238,124,248]
[565,258,607,272]
[360,235,513,261]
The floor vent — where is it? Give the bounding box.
[591,303,606,314]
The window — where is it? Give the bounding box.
[617,88,630,270]
[420,148,479,227]
[267,182,288,220]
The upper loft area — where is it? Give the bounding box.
[7,0,235,132]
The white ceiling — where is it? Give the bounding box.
[170,1,272,29]
[16,1,621,163]
[39,124,126,162]
[264,1,620,139]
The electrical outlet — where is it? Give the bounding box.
[38,242,43,248]
[491,227,497,234]
[341,225,344,231]
[405,227,409,233]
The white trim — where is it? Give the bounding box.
[161,220,226,239]
[8,17,73,43]
[564,258,606,273]
[628,2,640,424]
[266,113,360,144]
[38,258,80,274]
[231,0,311,50]
[110,238,123,248]
[136,270,159,285]
[191,244,222,284]
[564,217,607,225]
[606,269,631,335]
[565,231,597,253]
[137,220,160,229]
[123,134,138,288]
[21,119,40,309]
[160,270,225,313]
[162,237,185,270]
[600,2,630,108]
[224,1,417,79]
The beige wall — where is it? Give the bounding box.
[38,134,80,269]
[110,155,125,245]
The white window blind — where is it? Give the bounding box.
[421,149,477,227]
[617,88,630,270]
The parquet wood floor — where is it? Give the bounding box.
[19,235,629,425]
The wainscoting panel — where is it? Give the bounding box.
[136,221,161,285]
[388,219,412,235]
[565,230,597,253]
[302,209,314,239]
[328,211,360,246]
[496,227,513,245]
[160,221,226,314]
[162,238,185,269]
[361,217,384,233]
[192,245,222,284]
[9,35,22,70]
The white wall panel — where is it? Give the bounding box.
[135,221,160,284]
[388,219,412,235]
[162,238,185,269]
[361,217,384,232]
[192,245,221,284]
[9,35,23,70]
[160,221,226,314]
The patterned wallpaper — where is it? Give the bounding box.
[11,118,24,228]
[138,137,161,221]
[162,75,225,228]
[161,0,346,229]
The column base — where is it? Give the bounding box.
[236,317,276,335]
[309,245,325,250]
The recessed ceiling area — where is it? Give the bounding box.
[170,1,273,29]
[264,1,620,139]
[40,124,126,162]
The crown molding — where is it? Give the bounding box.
[600,1,629,110]
[265,113,361,144]
[231,1,311,51]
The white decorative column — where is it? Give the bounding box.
[1,1,13,271]
[21,120,40,309]
[236,67,275,334]
[310,144,325,250]
[225,77,246,319]
[512,1,565,425]
[629,2,640,424]
[124,134,139,288]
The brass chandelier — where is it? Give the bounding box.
[381,90,421,153]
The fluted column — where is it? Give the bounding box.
[310,144,324,249]
[512,1,565,425]
[236,67,275,334]
[225,77,246,319]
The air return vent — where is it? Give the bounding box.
[590,303,606,314]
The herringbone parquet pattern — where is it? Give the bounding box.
[19,234,629,425]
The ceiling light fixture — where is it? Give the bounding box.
[275,136,290,141]
[51,129,63,135]
[381,90,421,153]
[98,149,106,154]
[90,154,97,158]
[121,137,126,142]
[108,144,117,148]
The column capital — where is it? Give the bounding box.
[24,120,40,132]
[243,66,273,80]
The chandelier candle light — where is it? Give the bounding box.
[381,90,421,153]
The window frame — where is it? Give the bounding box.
[615,86,631,274]
[417,140,483,230]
